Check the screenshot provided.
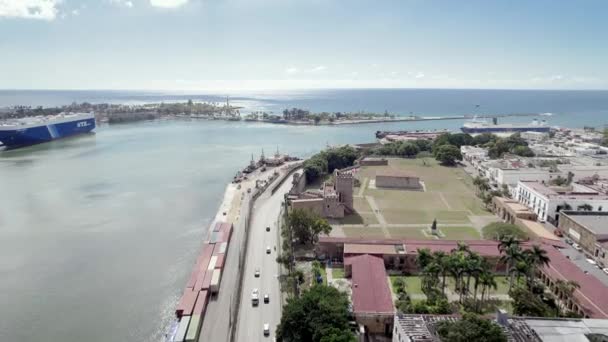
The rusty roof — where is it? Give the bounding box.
[346,254,395,315]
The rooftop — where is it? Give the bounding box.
[517,317,608,342]
[521,181,608,200]
[345,254,394,315]
[344,243,404,255]
[560,211,608,237]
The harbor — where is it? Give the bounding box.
[166,149,302,342]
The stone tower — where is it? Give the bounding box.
[334,169,354,211]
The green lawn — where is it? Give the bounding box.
[342,226,386,238]
[319,267,328,285]
[354,158,487,227]
[440,226,482,240]
[386,226,428,239]
[331,267,345,279]
[390,276,425,295]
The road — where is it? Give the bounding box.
[540,222,608,286]
[235,171,299,341]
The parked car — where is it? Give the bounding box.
[565,238,573,245]
[554,229,563,237]
[602,268,608,275]
[263,323,270,336]
[586,258,597,265]
[573,243,583,251]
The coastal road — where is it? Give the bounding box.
[235,171,299,341]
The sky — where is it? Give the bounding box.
[0,0,607,90]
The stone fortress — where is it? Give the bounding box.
[288,169,354,218]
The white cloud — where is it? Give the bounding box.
[310,65,326,72]
[415,72,425,79]
[110,0,134,8]
[149,0,189,8]
[71,9,79,15]
[285,67,299,74]
[0,0,61,20]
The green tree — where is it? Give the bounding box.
[523,245,550,287]
[435,144,462,166]
[512,145,535,157]
[436,313,507,342]
[319,328,357,342]
[510,286,551,317]
[288,209,332,245]
[482,222,528,241]
[276,285,354,342]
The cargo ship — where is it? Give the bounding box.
[461,117,550,134]
[0,112,96,149]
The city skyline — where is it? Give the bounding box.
[1,0,607,90]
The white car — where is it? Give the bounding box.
[255,268,260,277]
[602,268,608,275]
[266,246,271,254]
[263,323,270,336]
[573,243,582,251]
[264,293,270,303]
[252,288,259,305]
[586,258,597,265]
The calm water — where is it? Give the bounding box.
[1,89,608,342]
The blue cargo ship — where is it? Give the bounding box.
[0,112,96,149]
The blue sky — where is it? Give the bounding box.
[0,0,607,90]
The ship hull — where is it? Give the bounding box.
[0,117,96,149]
[461,126,550,134]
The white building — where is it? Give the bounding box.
[515,181,608,223]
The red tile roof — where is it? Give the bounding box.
[345,254,394,315]
[542,246,608,318]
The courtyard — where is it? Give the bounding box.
[330,158,496,240]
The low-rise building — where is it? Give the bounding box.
[492,196,538,224]
[559,211,608,264]
[359,157,388,166]
[515,181,608,223]
[289,169,354,218]
[375,170,422,190]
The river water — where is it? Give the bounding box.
[1,89,608,341]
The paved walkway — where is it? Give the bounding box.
[326,267,334,284]
[365,195,390,237]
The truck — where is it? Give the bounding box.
[251,288,259,306]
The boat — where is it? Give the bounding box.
[0,112,96,149]
[461,117,550,134]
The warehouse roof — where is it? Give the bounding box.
[345,254,394,315]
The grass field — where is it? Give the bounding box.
[336,158,488,239]
[332,267,345,279]
[342,226,386,238]
[392,276,510,296]
[390,275,426,296]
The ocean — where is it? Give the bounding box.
[0,88,607,342]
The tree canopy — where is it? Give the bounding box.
[287,209,332,245]
[276,285,355,342]
[435,144,462,166]
[482,222,529,241]
[303,146,359,182]
[436,313,507,342]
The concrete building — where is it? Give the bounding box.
[521,131,549,142]
[375,170,422,190]
[559,211,608,264]
[393,313,608,342]
[515,181,608,224]
[290,169,354,218]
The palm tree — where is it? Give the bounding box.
[500,244,523,290]
[433,251,449,295]
[510,260,530,287]
[479,271,497,305]
[416,248,433,271]
[523,245,550,287]
[554,279,581,313]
